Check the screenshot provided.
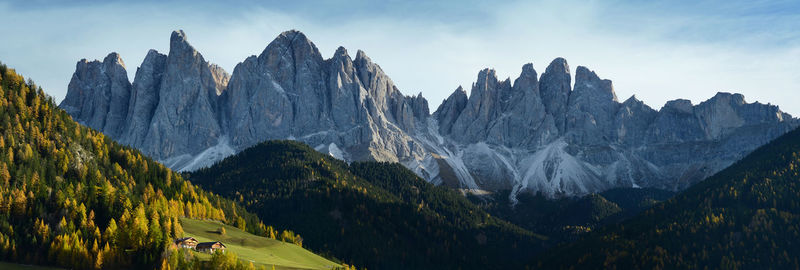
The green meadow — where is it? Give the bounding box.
[180,218,341,270]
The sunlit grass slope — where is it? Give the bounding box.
[181,218,341,270]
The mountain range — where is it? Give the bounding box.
[61,29,799,197]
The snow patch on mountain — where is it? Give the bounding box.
[161,136,236,172]
[517,140,602,198]
[413,119,480,190]
[314,142,349,161]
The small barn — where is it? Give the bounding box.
[196,241,227,253]
[174,237,199,249]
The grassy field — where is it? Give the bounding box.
[0,262,62,270]
[180,218,341,270]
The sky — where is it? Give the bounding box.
[1,0,799,114]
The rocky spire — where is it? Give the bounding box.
[614,95,657,145]
[325,46,362,128]
[573,66,617,102]
[61,52,131,138]
[565,66,620,145]
[140,30,226,158]
[354,49,397,118]
[449,68,504,142]
[500,63,551,147]
[514,63,539,97]
[445,65,552,147]
[259,30,327,133]
[258,29,325,95]
[225,29,428,164]
[410,92,430,120]
[394,92,430,132]
[122,49,166,146]
[539,57,571,133]
[434,86,468,135]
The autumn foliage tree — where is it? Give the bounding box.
[0,63,267,269]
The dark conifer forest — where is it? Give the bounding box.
[189,140,548,270]
[535,126,800,269]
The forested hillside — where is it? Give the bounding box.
[476,188,674,241]
[0,63,293,269]
[535,127,800,269]
[189,141,547,270]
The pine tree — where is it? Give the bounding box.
[104,218,118,245]
[94,247,104,270]
[0,163,9,187]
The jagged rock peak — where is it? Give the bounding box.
[334,46,350,58]
[122,48,167,146]
[540,57,572,133]
[282,29,311,45]
[434,86,470,134]
[407,92,430,120]
[355,49,370,63]
[445,86,468,103]
[514,63,538,91]
[545,57,569,74]
[330,46,355,69]
[705,92,746,105]
[575,66,598,80]
[456,85,466,94]
[76,52,125,68]
[515,63,538,85]
[353,49,385,76]
[261,29,322,58]
[143,49,166,63]
[663,99,694,114]
[171,30,187,41]
[103,52,126,68]
[170,30,193,52]
[473,68,498,94]
[520,63,536,77]
[136,50,167,76]
[622,95,643,106]
[62,51,132,138]
[574,65,617,102]
[278,29,308,42]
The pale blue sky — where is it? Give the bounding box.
[1,0,799,114]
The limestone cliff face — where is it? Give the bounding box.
[61,29,799,198]
[221,31,427,164]
[430,59,797,196]
[139,30,227,161]
[61,52,131,138]
[433,86,468,135]
[121,49,166,147]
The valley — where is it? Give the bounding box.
[1,4,798,267]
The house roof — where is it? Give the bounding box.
[175,237,197,242]
[196,241,226,248]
